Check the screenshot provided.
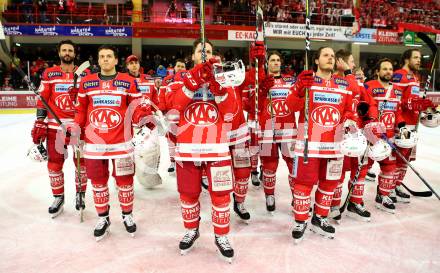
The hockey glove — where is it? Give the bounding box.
[31,120,48,144]
[296,70,314,98]
[407,97,434,112]
[250,41,266,64]
[363,121,386,144]
[183,58,219,92]
[68,86,79,104]
[357,101,370,117]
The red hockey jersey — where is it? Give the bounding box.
[74,73,143,159]
[37,65,89,130]
[169,81,238,161]
[258,75,297,143]
[392,68,420,125]
[364,80,404,139]
[286,75,354,158]
[134,73,159,106]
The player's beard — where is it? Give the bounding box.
[379,75,391,83]
[409,63,420,72]
[61,55,74,65]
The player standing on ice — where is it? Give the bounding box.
[159,59,186,174]
[330,49,378,223]
[364,59,407,213]
[126,54,163,188]
[30,40,89,218]
[166,38,238,262]
[391,49,434,203]
[253,51,297,214]
[72,45,151,241]
[286,47,355,243]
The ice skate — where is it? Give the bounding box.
[122,213,137,237]
[292,221,307,244]
[94,216,110,242]
[310,214,335,239]
[346,202,371,222]
[48,195,64,218]
[179,228,199,255]
[215,235,234,263]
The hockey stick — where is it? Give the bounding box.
[303,0,312,164]
[199,0,208,102]
[401,183,432,197]
[72,61,90,223]
[381,134,439,201]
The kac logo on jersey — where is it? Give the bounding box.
[311,105,340,127]
[184,102,219,126]
[54,93,74,111]
[381,112,395,129]
[54,83,71,93]
[89,108,122,130]
[268,99,290,117]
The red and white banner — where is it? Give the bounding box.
[228,30,256,41]
[0,91,37,108]
[376,29,400,44]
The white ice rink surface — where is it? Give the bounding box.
[1,113,439,273]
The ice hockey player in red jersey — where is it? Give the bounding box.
[286,47,355,243]
[391,49,434,203]
[30,40,89,218]
[159,59,186,173]
[330,49,378,223]
[250,50,297,214]
[167,38,238,262]
[364,58,406,214]
[72,45,151,241]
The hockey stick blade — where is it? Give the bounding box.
[75,61,90,78]
[401,183,433,197]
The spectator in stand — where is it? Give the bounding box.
[2,79,14,91]
[38,0,48,23]
[156,64,167,78]
[22,0,33,23]
[30,61,41,87]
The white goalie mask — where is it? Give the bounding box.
[368,139,392,162]
[213,60,245,87]
[395,127,418,149]
[340,130,368,157]
[27,143,48,162]
[420,107,440,128]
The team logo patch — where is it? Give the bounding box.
[313,92,341,104]
[392,73,403,82]
[372,88,385,95]
[113,80,131,89]
[334,78,348,86]
[394,89,402,97]
[83,80,100,89]
[381,112,396,129]
[184,101,219,126]
[47,71,62,78]
[193,88,214,100]
[311,105,341,127]
[92,95,122,107]
[54,83,71,93]
[54,93,74,111]
[89,108,122,130]
[268,99,290,117]
[138,85,151,94]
